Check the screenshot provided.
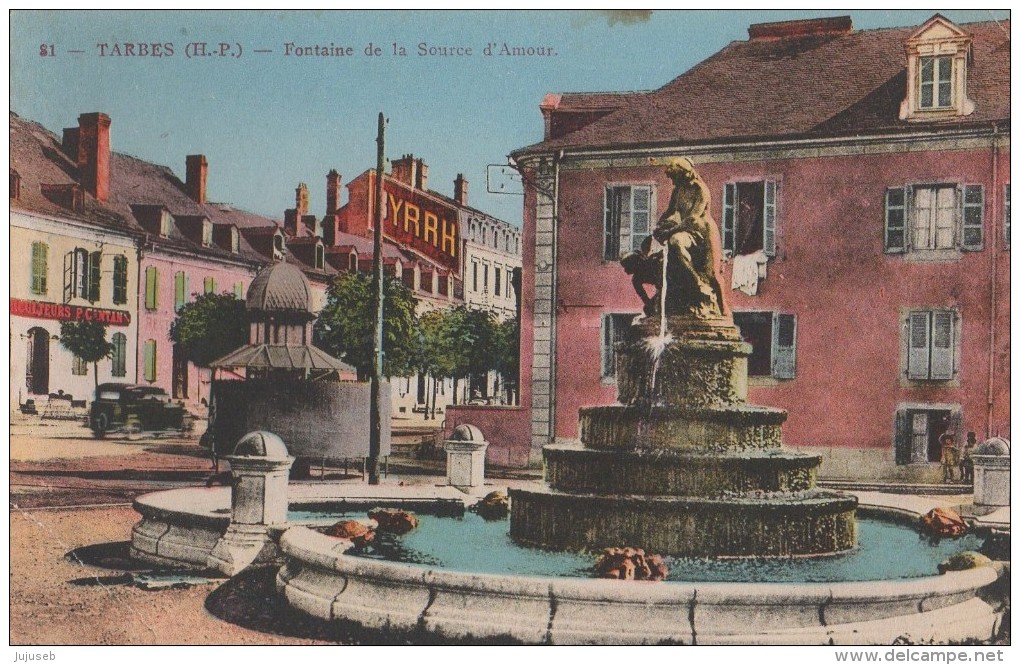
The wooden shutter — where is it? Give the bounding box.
[909,410,930,463]
[894,408,911,465]
[722,184,735,255]
[929,311,955,380]
[771,313,797,379]
[907,311,931,380]
[961,184,984,251]
[145,266,157,310]
[174,272,185,311]
[884,188,906,253]
[144,340,156,382]
[600,314,613,380]
[63,251,74,303]
[31,243,47,294]
[87,251,101,302]
[112,256,127,304]
[234,282,243,299]
[763,181,777,257]
[604,188,620,260]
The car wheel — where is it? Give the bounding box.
[92,413,108,439]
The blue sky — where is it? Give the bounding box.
[10,9,1009,226]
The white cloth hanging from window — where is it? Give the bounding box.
[731,250,769,296]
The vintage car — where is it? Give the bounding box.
[89,383,193,438]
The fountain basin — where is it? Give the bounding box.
[510,488,857,556]
[276,523,1001,645]
[579,404,786,451]
[545,443,818,495]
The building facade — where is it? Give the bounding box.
[511,15,1009,480]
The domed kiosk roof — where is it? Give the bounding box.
[246,261,312,314]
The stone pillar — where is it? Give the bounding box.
[445,424,489,491]
[208,431,294,576]
[972,437,1010,507]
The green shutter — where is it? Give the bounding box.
[145,266,158,310]
[961,185,984,251]
[31,242,48,294]
[144,340,156,382]
[763,181,777,257]
[88,251,101,302]
[722,184,735,255]
[204,277,214,294]
[885,188,906,253]
[233,281,243,299]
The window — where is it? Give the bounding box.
[30,242,47,295]
[885,185,984,253]
[494,266,502,297]
[733,311,797,379]
[273,233,285,258]
[231,227,240,253]
[482,263,489,293]
[71,354,88,376]
[144,266,158,310]
[204,277,215,294]
[110,332,127,378]
[174,271,188,311]
[918,56,953,110]
[894,406,959,465]
[315,244,325,269]
[604,185,653,259]
[906,310,957,381]
[112,255,128,305]
[722,181,777,257]
[234,281,243,299]
[202,221,213,247]
[143,340,157,382]
[471,261,478,292]
[601,313,638,381]
[63,248,101,302]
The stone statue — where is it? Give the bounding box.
[621,158,728,320]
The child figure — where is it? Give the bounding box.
[940,433,960,483]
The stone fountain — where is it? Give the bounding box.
[511,158,857,557]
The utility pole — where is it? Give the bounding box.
[368,112,385,485]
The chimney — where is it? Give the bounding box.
[77,112,111,202]
[414,158,428,190]
[186,154,208,204]
[61,127,80,160]
[391,154,416,187]
[454,173,468,206]
[296,182,310,216]
[302,215,320,236]
[326,169,342,215]
[748,16,852,41]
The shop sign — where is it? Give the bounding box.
[10,298,132,326]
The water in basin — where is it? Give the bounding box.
[287,510,984,583]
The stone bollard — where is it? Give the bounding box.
[445,424,489,492]
[972,437,1010,507]
[207,431,294,576]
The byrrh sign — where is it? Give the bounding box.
[382,180,459,271]
[10,298,132,326]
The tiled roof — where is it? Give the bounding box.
[246,261,313,313]
[515,18,1009,154]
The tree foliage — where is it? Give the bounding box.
[314,272,419,380]
[169,292,249,367]
[493,316,520,397]
[59,319,114,386]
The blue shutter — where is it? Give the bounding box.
[771,313,796,379]
[885,188,906,253]
[961,184,984,251]
[722,184,735,256]
[907,311,931,380]
[763,181,777,257]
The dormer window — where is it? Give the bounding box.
[900,15,975,121]
[230,227,240,253]
[159,210,171,237]
[273,233,285,259]
[315,243,324,269]
[202,220,213,247]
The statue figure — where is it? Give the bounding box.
[621,158,728,320]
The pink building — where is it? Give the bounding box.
[510,15,1009,480]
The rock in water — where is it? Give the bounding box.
[594,547,668,581]
[322,520,375,547]
[368,508,419,534]
[920,507,968,538]
[473,491,510,520]
[938,551,992,574]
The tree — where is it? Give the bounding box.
[493,316,521,405]
[59,319,114,388]
[441,306,500,401]
[314,272,419,380]
[169,292,249,367]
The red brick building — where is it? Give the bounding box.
[511,15,1010,480]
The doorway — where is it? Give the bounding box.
[26,327,50,395]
